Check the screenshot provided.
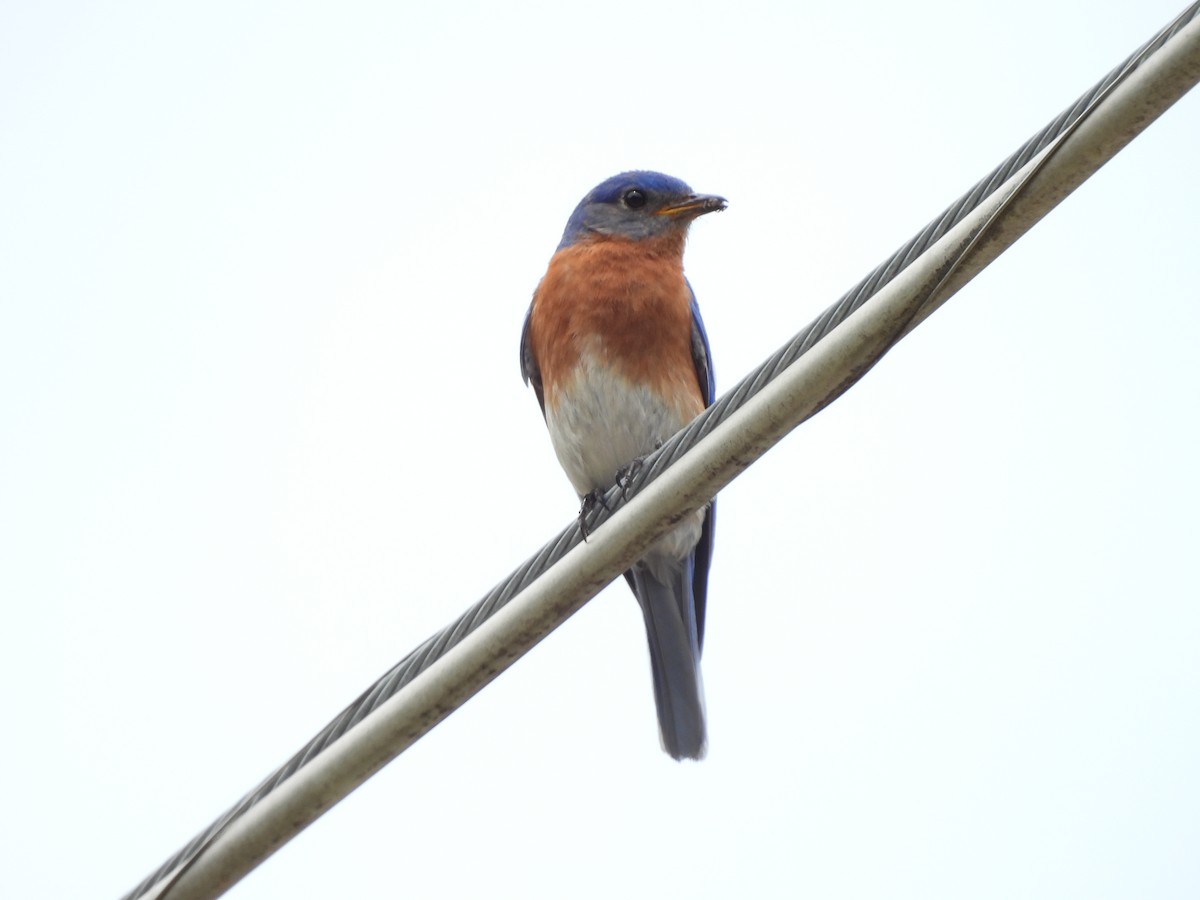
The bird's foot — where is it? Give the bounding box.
[577,489,609,541]
[615,441,662,499]
[615,456,646,500]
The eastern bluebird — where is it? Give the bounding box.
[519,171,725,760]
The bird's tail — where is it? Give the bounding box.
[629,560,707,760]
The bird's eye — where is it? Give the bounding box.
[623,189,647,209]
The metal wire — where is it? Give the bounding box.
[123,4,1200,898]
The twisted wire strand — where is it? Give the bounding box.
[125,6,1200,898]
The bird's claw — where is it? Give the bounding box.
[579,441,666,539]
[577,489,609,541]
[616,440,663,499]
[615,456,647,499]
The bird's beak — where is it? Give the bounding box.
[657,193,728,217]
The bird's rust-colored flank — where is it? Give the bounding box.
[528,231,704,416]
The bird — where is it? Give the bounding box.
[519,170,726,760]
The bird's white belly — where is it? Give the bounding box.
[546,355,703,562]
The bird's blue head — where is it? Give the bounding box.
[557,171,727,249]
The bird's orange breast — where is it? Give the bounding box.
[528,233,704,417]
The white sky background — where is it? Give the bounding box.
[3,1,1199,897]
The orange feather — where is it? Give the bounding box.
[528,232,704,420]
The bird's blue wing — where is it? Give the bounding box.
[519,303,546,418]
[686,285,715,649]
[687,286,715,406]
